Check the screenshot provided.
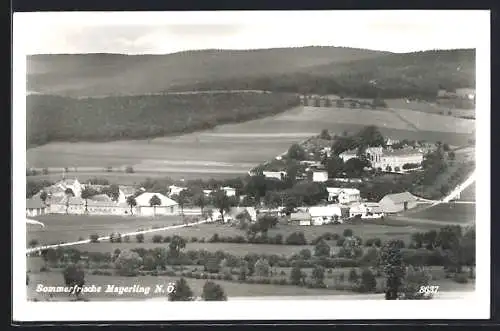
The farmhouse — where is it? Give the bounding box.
[134,192,179,216]
[378,192,418,214]
[26,197,47,217]
[49,196,85,214]
[308,205,342,225]
[118,186,137,203]
[168,185,187,197]
[349,202,384,219]
[263,171,286,180]
[290,211,312,226]
[86,200,129,216]
[312,171,328,182]
[340,146,423,171]
[327,187,361,204]
[222,186,236,197]
[53,178,83,198]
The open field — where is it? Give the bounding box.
[385,99,475,118]
[27,105,474,183]
[27,213,446,249]
[406,203,475,224]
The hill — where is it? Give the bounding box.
[26,92,300,147]
[173,49,475,99]
[27,47,389,97]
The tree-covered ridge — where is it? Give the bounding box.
[171,49,475,99]
[26,92,300,147]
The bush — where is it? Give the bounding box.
[285,232,308,245]
[125,166,134,173]
[135,233,144,243]
[90,233,100,243]
[163,236,172,243]
[343,229,354,237]
[152,235,163,243]
[191,237,198,243]
[358,268,377,293]
[28,239,39,247]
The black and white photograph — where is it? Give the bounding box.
[13,10,490,321]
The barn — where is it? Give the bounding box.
[378,192,418,214]
[134,192,179,216]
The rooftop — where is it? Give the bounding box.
[380,192,417,204]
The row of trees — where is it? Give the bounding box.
[303,96,388,109]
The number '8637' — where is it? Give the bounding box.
[418,285,439,294]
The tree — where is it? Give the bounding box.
[254,258,271,277]
[114,250,142,276]
[357,125,385,148]
[80,188,94,214]
[194,194,207,215]
[169,235,187,256]
[168,278,194,301]
[136,233,145,243]
[213,190,233,224]
[149,195,162,216]
[400,266,433,300]
[359,268,377,293]
[202,281,227,301]
[312,266,325,286]
[28,239,39,248]
[40,191,48,204]
[320,129,331,140]
[448,151,456,161]
[126,196,137,215]
[65,188,75,197]
[174,190,190,217]
[323,155,345,178]
[343,229,354,237]
[285,232,307,245]
[379,240,406,300]
[348,268,359,285]
[287,143,306,161]
[125,166,135,173]
[63,263,85,297]
[256,215,278,235]
[290,266,306,286]
[314,240,331,258]
[344,157,370,177]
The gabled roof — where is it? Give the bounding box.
[135,192,178,207]
[380,192,417,204]
[290,211,311,221]
[26,197,45,209]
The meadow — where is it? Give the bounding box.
[408,203,476,224]
[27,105,474,183]
[27,213,448,249]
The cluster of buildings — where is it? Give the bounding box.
[339,146,424,172]
[288,187,419,226]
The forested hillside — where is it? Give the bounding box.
[27,92,300,147]
[172,49,475,99]
[27,47,388,97]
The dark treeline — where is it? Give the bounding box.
[171,49,475,100]
[27,92,300,147]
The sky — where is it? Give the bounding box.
[14,10,489,54]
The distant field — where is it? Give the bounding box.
[459,182,476,201]
[27,213,441,248]
[385,99,475,118]
[406,203,475,224]
[27,106,474,183]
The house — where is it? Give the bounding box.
[312,171,328,182]
[168,185,187,197]
[308,205,342,225]
[134,192,179,216]
[118,186,137,203]
[455,88,475,100]
[26,197,47,217]
[327,187,361,204]
[263,171,286,180]
[290,211,312,226]
[86,200,129,216]
[378,192,418,214]
[349,202,384,219]
[49,196,85,214]
[203,189,213,197]
[222,186,236,197]
[54,178,83,198]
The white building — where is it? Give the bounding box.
[26,198,47,217]
[349,202,384,219]
[53,178,83,198]
[203,189,213,197]
[340,146,423,171]
[327,187,361,204]
[312,171,328,182]
[135,192,179,216]
[263,171,286,180]
[222,186,236,197]
[290,211,312,226]
[168,185,187,197]
[308,205,342,225]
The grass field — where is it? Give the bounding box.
[407,203,475,224]
[27,105,474,183]
[27,213,444,249]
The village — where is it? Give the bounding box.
[26,126,451,228]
